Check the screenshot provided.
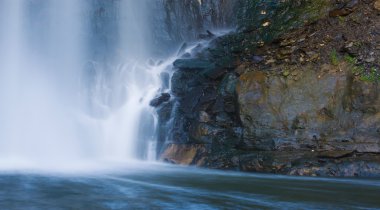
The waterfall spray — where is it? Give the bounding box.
[0,0,166,170]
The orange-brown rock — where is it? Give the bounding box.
[375,0,380,11]
[160,144,208,165]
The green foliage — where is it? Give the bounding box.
[338,16,345,25]
[352,65,364,75]
[360,67,380,82]
[344,55,356,65]
[345,54,379,82]
[330,50,339,66]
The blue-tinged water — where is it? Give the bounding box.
[0,163,379,210]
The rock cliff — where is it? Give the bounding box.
[156,0,380,177]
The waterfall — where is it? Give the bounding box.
[83,0,167,161]
[0,0,235,170]
[0,0,168,170]
[0,0,87,169]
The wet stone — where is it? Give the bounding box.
[173,59,215,70]
[150,93,171,107]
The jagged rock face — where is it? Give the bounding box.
[157,0,380,176]
[161,64,380,176]
[235,0,332,42]
[162,0,238,42]
[237,66,380,153]
[161,61,380,176]
[161,0,332,43]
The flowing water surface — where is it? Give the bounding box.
[0,163,379,210]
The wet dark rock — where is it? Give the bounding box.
[209,47,226,58]
[197,87,217,105]
[198,30,216,40]
[223,97,236,113]
[329,0,359,17]
[173,59,215,70]
[235,64,248,75]
[189,123,223,144]
[171,70,197,96]
[317,151,354,159]
[212,98,225,113]
[292,115,307,130]
[202,68,227,80]
[150,93,171,107]
[273,138,301,151]
[198,111,211,123]
[289,158,380,177]
[181,53,192,58]
[179,87,203,115]
[219,73,238,96]
[252,55,264,64]
[216,112,231,123]
[215,56,235,69]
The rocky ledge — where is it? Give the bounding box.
[156,0,380,177]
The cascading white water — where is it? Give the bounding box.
[0,0,167,170]
[84,0,166,161]
[87,61,164,161]
[0,0,87,169]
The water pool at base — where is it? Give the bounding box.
[0,163,379,210]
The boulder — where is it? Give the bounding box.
[150,93,171,107]
[160,144,208,165]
